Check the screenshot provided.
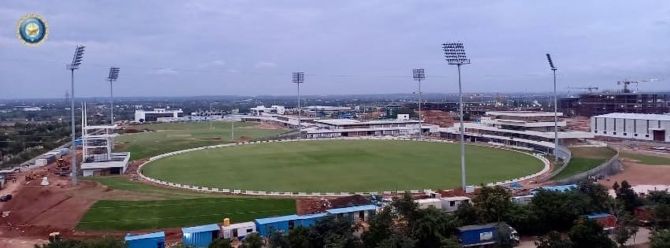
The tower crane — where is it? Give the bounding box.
[618,78,659,93]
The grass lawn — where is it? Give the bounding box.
[143,140,544,192]
[621,151,670,165]
[553,147,617,180]
[77,198,296,231]
[85,176,223,200]
[116,122,287,160]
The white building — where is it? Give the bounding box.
[591,113,670,142]
[440,111,593,153]
[134,108,184,122]
[250,105,286,116]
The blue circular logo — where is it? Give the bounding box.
[17,14,48,46]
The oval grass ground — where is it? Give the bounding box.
[142,140,544,192]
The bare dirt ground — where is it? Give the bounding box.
[0,158,166,245]
[601,161,670,188]
[422,110,456,127]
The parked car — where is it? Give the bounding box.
[0,194,12,202]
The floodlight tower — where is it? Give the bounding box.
[412,68,425,140]
[546,54,559,162]
[292,72,305,139]
[107,67,120,124]
[67,45,85,185]
[442,42,470,190]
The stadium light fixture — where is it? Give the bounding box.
[292,72,305,139]
[412,68,425,140]
[442,42,470,190]
[66,45,85,185]
[546,53,558,162]
[107,67,120,124]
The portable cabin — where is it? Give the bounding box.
[415,198,442,210]
[254,213,327,237]
[586,213,617,232]
[182,224,221,248]
[125,231,165,248]
[326,205,377,223]
[440,196,472,212]
[511,195,534,205]
[534,184,577,193]
[222,221,257,239]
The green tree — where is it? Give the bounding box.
[35,237,125,248]
[535,231,573,248]
[531,190,589,232]
[392,192,419,222]
[654,204,670,229]
[410,207,458,248]
[504,204,540,235]
[287,226,311,248]
[209,238,233,248]
[615,181,642,213]
[648,191,670,205]
[241,233,264,248]
[651,229,670,248]
[568,219,616,248]
[363,207,395,248]
[268,231,289,248]
[454,201,479,225]
[613,211,639,247]
[375,233,417,248]
[578,181,612,212]
[473,186,513,223]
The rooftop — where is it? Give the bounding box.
[457,223,498,231]
[486,111,564,117]
[182,223,220,233]
[125,231,165,241]
[326,205,377,214]
[594,113,670,121]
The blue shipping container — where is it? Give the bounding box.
[182,224,220,248]
[457,223,498,247]
[125,231,165,248]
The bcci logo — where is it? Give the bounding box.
[16,13,48,46]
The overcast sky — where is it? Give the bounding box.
[1,1,669,99]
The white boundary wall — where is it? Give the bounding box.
[137,137,551,197]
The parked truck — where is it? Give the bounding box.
[457,222,519,247]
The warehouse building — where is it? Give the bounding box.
[591,113,670,142]
[134,108,184,122]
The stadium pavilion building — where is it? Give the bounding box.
[439,111,593,153]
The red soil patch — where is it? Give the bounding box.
[601,161,670,188]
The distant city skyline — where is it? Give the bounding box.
[1,0,669,99]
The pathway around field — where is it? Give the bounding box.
[137,137,551,196]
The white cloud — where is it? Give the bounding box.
[254,61,277,69]
[151,68,178,75]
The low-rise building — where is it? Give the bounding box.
[250,105,286,116]
[304,117,436,138]
[591,113,670,142]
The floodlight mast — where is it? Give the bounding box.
[443,42,470,191]
[107,67,120,124]
[67,45,85,185]
[546,54,559,162]
[292,72,305,139]
[412,68,425,140]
